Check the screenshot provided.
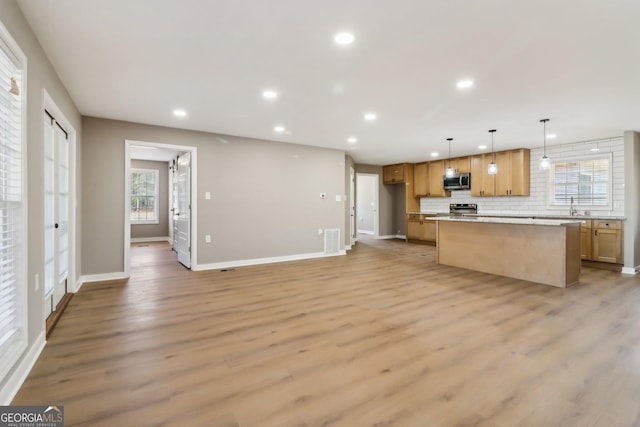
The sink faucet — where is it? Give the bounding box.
[569,196,578,216]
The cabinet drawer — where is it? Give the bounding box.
[594,220,621,229]
[407,214,421,222]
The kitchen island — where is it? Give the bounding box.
[433,217,583,288]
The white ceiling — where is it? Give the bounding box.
[17,0,640,165]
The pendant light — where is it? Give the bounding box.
[540,118,550,170]
[445,138,455,178]
[487,129,497,175]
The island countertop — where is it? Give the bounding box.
[431,216,584,227]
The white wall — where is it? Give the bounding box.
[420,137,625,217]
[356,174,376,233]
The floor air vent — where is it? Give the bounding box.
[324,229,340,254]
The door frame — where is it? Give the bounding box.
[349,166,355,246]
[355,173,379,238]
[42,90,78,297]
[124,140,198,275]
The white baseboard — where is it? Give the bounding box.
[0,331,46,405]
[193,250,346,272]
[622,266,639,275]
[80,272,129,285]
[357,229,374,235]
[131,236,171,243]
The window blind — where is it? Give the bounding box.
[0,31,26,381]
[552,158,610,206]
[131,169,158,223]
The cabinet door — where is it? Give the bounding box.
[593,228,622,263]
[383,164,405,184]
[482,154,496,196]
[454,156,470,173]
[580,221,592,260]
[414,162,429,197]
[495,151,511,196]
[428,160,451,197]
[470,155,484,197]
[406,219,422,241]
[509,149,530,196]
[422,219,436,242]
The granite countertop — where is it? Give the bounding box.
[415,212,625,221]
[432,216,584,226]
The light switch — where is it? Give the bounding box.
[205,235,211,243]
[205,192,211,200]
[335,195,342,202]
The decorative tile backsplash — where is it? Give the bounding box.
[420,136,625,217]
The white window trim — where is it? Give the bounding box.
[130,168,159,224]
[0,19,28,384]
[546,152,613,212]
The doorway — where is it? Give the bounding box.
[356,173,379,238]
[125,140,198,275]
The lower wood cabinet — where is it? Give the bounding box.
[581,219,623,264]
[406,214,436,244]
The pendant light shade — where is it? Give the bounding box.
[445,138,455,178]
[488,129,497,175]
[540,118,550,170]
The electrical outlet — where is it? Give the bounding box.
[205,192,211,200]
[318,229,323,235]
[205,235,211,243]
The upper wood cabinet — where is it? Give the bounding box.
[413,162,429,197]
[470,154,496,197]
[428,160,451,198]
[383,163,409,184]
[495,149,530,196]
[445,156,470,174]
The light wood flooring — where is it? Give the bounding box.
[13,238,640,426]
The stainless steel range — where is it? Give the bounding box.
[449,203,477,216]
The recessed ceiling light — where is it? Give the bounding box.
[334,32,355,45]
[274,125,285,133]
[173,109,187,117]
[364,112,377,121]
[431,152,439,157]
[478,144,487,150]
[262,90,278,99]
[456,80,474,89]
[546,133,557,139]
[347,137,357,144]
[590,147,600,152]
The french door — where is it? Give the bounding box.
[44,112,69,318]
[175,152,191,268]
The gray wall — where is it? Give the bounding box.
[0,0,82,393]
[82,117,346,274]
[392,185,407,236]
[624,131,640,270]
[356,174,375,232]
[354,164,395,236]
[130,160,169,239]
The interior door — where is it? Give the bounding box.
[350,167,355,245]
[43,115,69,317]
[175,152,191,268]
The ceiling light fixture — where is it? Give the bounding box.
[262,90,278,99]
[488,129,498,175]
[540,119,551,170]
[347,137,357,144]
[431,152,439,157]
[445,138,455,178]
[478,145,487,150]
[547,133,557,139]
[274,125,285,133]
[456,80,474,89]
[9,77,20,96]
[173,109,187,117]
[364,112,377,121]
[334,32,355,45]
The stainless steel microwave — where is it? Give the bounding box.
[443,172,471,190]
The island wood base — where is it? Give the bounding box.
[437,220,581,288]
